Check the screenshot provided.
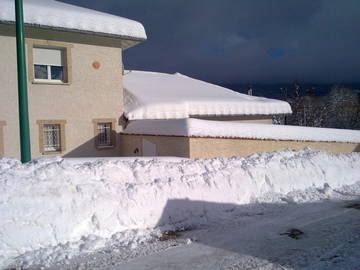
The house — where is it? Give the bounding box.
[1,1,358,160]
[120,70,291,157]
[0,0,146,158]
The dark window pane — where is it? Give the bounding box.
[97,123,112,146]
[34,65,48,79]
[50,66,64,81]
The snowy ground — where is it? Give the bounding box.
[0,148,360,269]
[43,198,360,270]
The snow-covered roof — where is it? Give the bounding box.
[124,118,360,143]
[0,0,146,41]
[123,71,292,120]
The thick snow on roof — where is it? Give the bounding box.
[124,118,360,143]
[0,0,146,40]
[123,70,292,120]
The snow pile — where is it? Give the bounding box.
[0,0,146,40]
[1,149,360,268]
[124,118,360,143]
[123,71,291,120]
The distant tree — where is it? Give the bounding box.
[293,81,301,98]
[325,85,359,129]
[247,86,253,96]
[276,84,360,130]
[280,87,288,100]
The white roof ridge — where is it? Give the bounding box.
[123,70,292,120]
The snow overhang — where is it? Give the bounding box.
[0,0,147,49]
[123,70,292,120]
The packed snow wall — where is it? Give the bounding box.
[0,149,360,268]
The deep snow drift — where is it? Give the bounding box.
[0,149,360,269]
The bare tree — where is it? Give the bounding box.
[276,85,360,130]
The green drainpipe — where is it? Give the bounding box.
[15,0,31,163]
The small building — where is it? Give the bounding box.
[120,71,360,158]
[120,70,292,157]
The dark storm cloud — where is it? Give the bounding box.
[60,0,360,84]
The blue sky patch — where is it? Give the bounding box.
[268,48,287,59]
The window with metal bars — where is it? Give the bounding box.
[97,123,112,147]
[43,124,61,152]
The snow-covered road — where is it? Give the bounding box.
[117,201,360,270]
[46,198,360,270]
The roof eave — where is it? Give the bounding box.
[0,20,147,49]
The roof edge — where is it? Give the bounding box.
[0,20,147,43]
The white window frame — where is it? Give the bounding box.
[34,65,63,84]
[27,39,73,85]
[33,47,65,83]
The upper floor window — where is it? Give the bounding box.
[33,47,65,82]
[27,39,73,84]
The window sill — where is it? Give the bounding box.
[32,80,70,86]
[42,150,63,155]
[96,145,115,150]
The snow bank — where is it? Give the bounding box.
[123,71,291,120]
[0,0,146,40]
[124,118,360,143]
[1,149,360,268]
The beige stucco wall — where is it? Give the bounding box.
[0,121,6,157]
[0,32,21,158]
[119,134,359,159]
[189,137,360,159]
[0,25,124,159]
[120,134,190,157]
[195,115,273,124]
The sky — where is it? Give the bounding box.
[61,0,360,85]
